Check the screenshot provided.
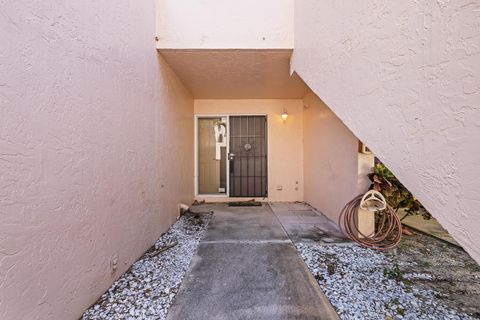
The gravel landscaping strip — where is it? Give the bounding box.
[296,243,475,320]
[396,232,480,317]
[82,212,212,320]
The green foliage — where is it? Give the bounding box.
[383,258,404,282]
[327,263,335,275]
[368,162,431,220]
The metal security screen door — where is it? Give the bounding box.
[229,116,268,197]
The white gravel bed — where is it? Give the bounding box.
[82,212,212,320]
[296,243,473,320]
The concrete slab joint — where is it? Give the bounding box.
[166,203,339,320]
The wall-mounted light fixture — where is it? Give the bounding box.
[281,109,288,122]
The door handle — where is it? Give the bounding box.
[228,153,235,160]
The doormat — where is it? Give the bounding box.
[228,200,262,207]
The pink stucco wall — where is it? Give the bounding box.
[156,0,294,49]
[0,1,193,319]
[293,1,480,262]
[302,92,359,222]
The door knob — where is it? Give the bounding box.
[228,153,235,160]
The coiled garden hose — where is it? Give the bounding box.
[339,194,402,250]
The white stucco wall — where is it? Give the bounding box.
[155,0,294,49]
[0,1,193,319]
[293,1,480,262]
[302,92,359,222]
[194,99,304,201]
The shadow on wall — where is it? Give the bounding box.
[302,91,362,224]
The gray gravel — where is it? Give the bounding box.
[82,212,211,320]
[296,243,474,320]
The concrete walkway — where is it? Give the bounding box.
[398,210,460,247]
[269,202,348,245]
[166,203,339,320]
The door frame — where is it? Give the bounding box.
[194,113,268,198]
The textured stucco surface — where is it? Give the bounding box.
[156,0,294,49]
[0,1,193,319]
[194,99,304,201]
[159,49,309,99]
[302,92,359,223]
[293,1,480,262]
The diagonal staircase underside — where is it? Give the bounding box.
[292,0,480,263]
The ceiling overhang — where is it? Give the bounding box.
[158,49,309,99]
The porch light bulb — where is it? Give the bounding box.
[281,110,288,121]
